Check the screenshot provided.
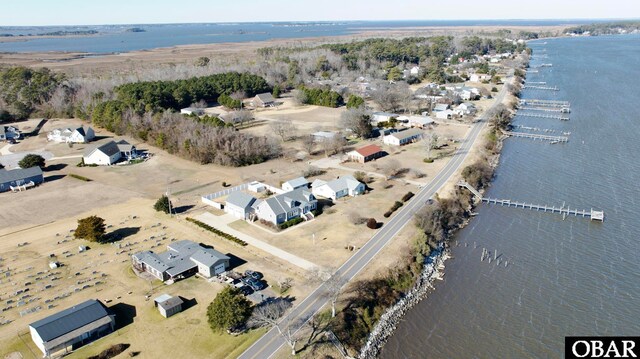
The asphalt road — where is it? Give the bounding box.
[239,80,510,359]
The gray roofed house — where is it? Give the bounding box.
[116,140,137,159]
[253,93,275,107]
[433,103,450,112]
[311,175,365,200]
[281,176,309,192]
[83,140,122,166]
[224,192,257,220]
[254,188,317,225]
[0,166,44,192]
[383,128,423,146]
[29,299,115,357]
[132,240,230,281]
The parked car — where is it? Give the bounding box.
[244,270,263,280]
[238,285,253,296]
[245,277,266,291]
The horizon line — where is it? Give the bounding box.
[2,17,639,28]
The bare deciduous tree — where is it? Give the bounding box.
[380,159,402,179]
[301,135,316,155]
[424,133,439,159]
[270,119,297,141]
[339,108,372,139]
[248,298,298,355]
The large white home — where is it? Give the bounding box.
[398,115,434,129]
[83,141,121,165]
[253,188,317,225]
[455,102,478,116]
[371,112,399,126]
[311,175,365,201]
[48,126,95,143]
[383,128,423,146]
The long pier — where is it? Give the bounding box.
[519,106,570,113]
[520,99,570,108]
[526,81,547,85]
[517,112,570,121]
[523,85,559,91]
[457,181,604,221]
[504,130,569,142]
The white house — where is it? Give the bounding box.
[435,109,456,120]
[311,131,341,143]
[29,299,115,357]
[83,141,122,166]
[371,112,399,126]
[456,87,481,101]
[401,115,434,129]
[311,175,365,201]
[432,103,450,113]
[180,107,205,116]
[253,188,317,225]
[469,73,492,82]
[48,126,95,143]
[282,177,309,192]
[455,102,477,116]
[410,66,420,76]
[224,191,257,220]
[383,128,423,146]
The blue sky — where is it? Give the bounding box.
[1,0,639,26]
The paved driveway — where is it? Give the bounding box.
[195,212,318,271]
[0,145,54,169]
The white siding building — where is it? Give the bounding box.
[83,141,122,166]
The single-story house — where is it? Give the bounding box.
[455,102,477,116]
[83,141,122,166]
[347,144,384,163]
[225,191,257,220]
[410,66,420,75]
[0,166,44,192]
[282,177,309,192]
[116,140,137,160]
[311,175,365,201]
[383,128,423,146]
[469,73,492,82]
[180,107,205,116]
[154,294,183,318]
[455,87,481,101]
[371,112,398,126]
[253,188,317,225]
[433,103,450,113]
[253,93,275,107]
[47,126,95,143]
[29,299,115,358]
[402,115,434,129]
[435,109,456,120]
[132,240,230,281]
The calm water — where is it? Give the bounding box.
[0,20,587,53]
[382,34,640,358]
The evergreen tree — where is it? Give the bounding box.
[74,216,106,243]
[207,287,253,332]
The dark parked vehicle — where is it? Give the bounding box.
[245,277,266,291]
[244,270,263,280]
[238,285,253,296]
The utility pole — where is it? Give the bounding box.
[166,177,174,217]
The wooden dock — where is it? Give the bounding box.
[519,106,570,113]
[523,85,559,91]
[517,112,569,121]
[526,81,547,85]
[504,130,569,142]
[519,99,570,108]
[457,181,604,221]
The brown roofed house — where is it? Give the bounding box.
[347,144,385,163]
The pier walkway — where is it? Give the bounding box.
[519,106,570,113]
[503,130,569,142]
[523,85,559,91]
[520,99,570,108]
[517,112,569,120]
[457,181,604,221]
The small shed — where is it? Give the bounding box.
[154,294,183,318]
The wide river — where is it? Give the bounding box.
[382,34,640,358]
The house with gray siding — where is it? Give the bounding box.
[132,240,230,281]
[225,191,257,220]
[0,166,44,192]
[253,188,317,225]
